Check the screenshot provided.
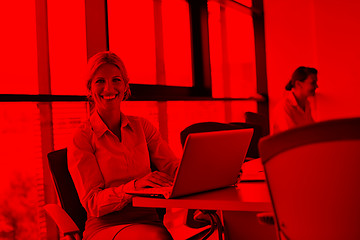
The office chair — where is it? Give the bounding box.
[179,121,264,239]
[259,117,360,240]
[245,111,269,136]
[180,121,263,159]
[44,149,205,240]
[44,148,86,239]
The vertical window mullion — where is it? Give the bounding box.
[85,0,108,59]
[219,5,233,122]
[35,0,57,239]
[153,0,169,141]
[188,0,212,96]
[252,0,269,135]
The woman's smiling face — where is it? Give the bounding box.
[298,73,318,97]
[90,63,126,112]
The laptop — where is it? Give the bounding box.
[125,128,253,199]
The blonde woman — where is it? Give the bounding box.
[68,51,179,240]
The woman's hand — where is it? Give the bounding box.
[134,171,174,189]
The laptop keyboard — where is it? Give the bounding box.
[136,186,172,195]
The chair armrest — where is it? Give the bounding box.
[256,212,275,225]
[186,209,211,228]
[43,204,80,238]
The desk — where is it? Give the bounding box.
[133,158,270,211]
[132,158,274,240]
[132,182,272,240]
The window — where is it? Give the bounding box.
[0,1,44,238]
[52,102,89,149]
[208,1,257,98]
[108,0,192,87]
[0,103,42,239]
[162,0,192,86]
[0,0,268,238]
[108,0,157,85]
[47,0,87,95]
[0,1,38,94]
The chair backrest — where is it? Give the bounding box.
[180,121,262,159]
[259,117,360,240]
[180,121,262,228]
[47,148,87,237]
[245,111,269,136]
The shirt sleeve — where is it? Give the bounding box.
[272,104,295,134]
[67,125,136,218]
[140,118,180,177]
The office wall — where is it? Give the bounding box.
[264,0,360,131]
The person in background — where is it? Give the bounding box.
[272,66,318,134]
[68,51,179,240]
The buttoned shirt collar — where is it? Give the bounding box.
[90,111,133,138]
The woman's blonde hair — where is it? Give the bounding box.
[86,51,131,101]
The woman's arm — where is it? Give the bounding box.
[68,126,136,218]
[141,118,180,178]
[272,102,297,134]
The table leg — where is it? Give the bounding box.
[200,210,224,240]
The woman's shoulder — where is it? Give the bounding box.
[72,119,93,139]
[67,119,95,153]
[126,115,153,126]
[125,115,158,134]
[276,92,295,107]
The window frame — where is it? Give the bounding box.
[1,0,268,103]
[0,1,268,239]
